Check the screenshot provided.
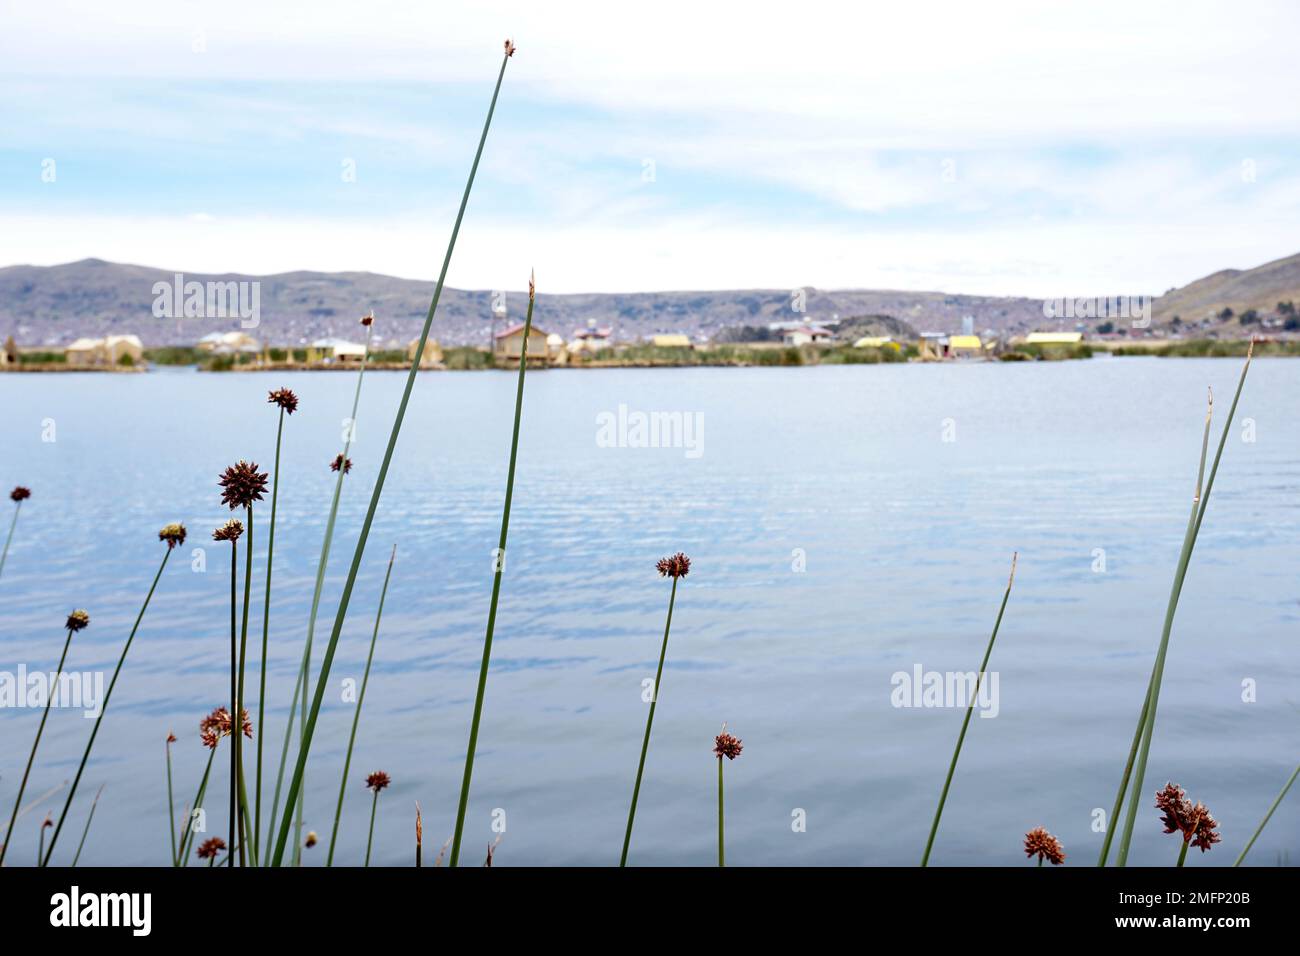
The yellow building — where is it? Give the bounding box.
[1024,331,1084,345]
[493,322,551,360]
[947,334,984,357]
[650,334,692,349]
[853,335,895,348]
[407,337,444,368]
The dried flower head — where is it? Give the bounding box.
[212,518,243,543]
[199,706,252,749]
[360,311,374,327]
[330,454,353,474]
[10,486,31,502]
[267,388,299,414]
[305,831,318,848]
[1023,826,1066,865]
[366,770,391,792]
[65,609,90,632]
[1155,783,1220,852]
[196,836,226,860]
[217,459,268,510]
[504,38,516,57]
[158,523,187,549]
[714,731,743,760]
[656,552,691,579]
[528,269,535,303]
[166,732,177,744]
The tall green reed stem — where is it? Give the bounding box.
[44,548,172,864]
[327,545,395,866]
[620,575,680,866]
[71,784,104,867]
[0,497,24,582]
[227,536,238,867]
[1111,346,1253,866]
[1233,761,1300,866]
[166,735,177,863]
[269,45,512,868]
[920,552,1016,866]
[450,275,534,867]
[178,747,217,866]
[364,789,380,867]
[717,755,725,867]
[255,408,286,860]
[2,620,78,866]
[236,505,255,865]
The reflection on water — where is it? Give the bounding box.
[0,357,1297,866]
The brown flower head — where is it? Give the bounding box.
[10,486,31,502]
[360,311,374,327]
[1187,803,1221,853]
[1023,826,1066,865]
[158,522,187,549]
[196,836,226,860]
[305,831,318,849]
[656,552,691,579]
[199,706,252,749]
[267,388,299,414]
[65,609,90,632]
[366,770,391,792]
[714,731,743,760]
[212,518,243,543]
[330,454,353,474]
[217,459,268,510]
[1156,783,1220,852]
[166,732,177,744]
[504,38,516,57]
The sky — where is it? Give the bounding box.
[1,0,1298,297]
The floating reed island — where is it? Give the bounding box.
[2,42,1297,870]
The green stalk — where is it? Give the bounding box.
[255,405,286,860]
[1176,837,1189,867]
[166,735,177,864]
[71,784,104,867]
[717,756,725,867]
[269,46,511,867]
[1096,675,1154,866]
[365,790,379,867]
[1114,347,1253,865]
[1,622,77,867]
[920,552,1017,866]
[327,545,396,866]
[449,279,535,866]
[1234,761,1300,866]
[271,323,372,867]
[620,575,680,866]
[179,747,217,866]
[42,548,171,865]
[236,505,254,866]
[0,498,23,582]
[228,537,237,867]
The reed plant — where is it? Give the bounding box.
[268,39,515,867]
[714,727,743,867]
[1,609,89,867]
[213,519,244,865]
[178,714,224,866]
[41,525,186,865]
[1100,344,1253,866]
[326,544,396,866]
[1233,761,1300,866]
[363,771,390,866]
[70,783,104,867]
[165,733,177,862]
[1155,782,1220,865]
[449,272,535,867]
[0,486,31,582]
[920,552,1016,866]
[620,552,691,866]
[1023,827,1065,865]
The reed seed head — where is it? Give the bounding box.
[212,518,243,543]
[10,486,30,502]
[360,311,374,327]
[656,552,691,579]
[305,831,318,848]
[1155,783,1220,851]
[65,609,90,632]
[330,454,353,474]
[196,836,226,860]
[714,732,743,760]
[366,770,391,792]
[267,388,299,414]
[158,522,187,549]
[217,459,268,510]
[529,269,535,303]
[1023,826,1065,865]
[199,706,252,749]
[166,732,177,744]
[504,38,516,57]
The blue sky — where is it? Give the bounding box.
[2,0,1298,296]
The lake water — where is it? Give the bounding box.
[1,356,1297,867]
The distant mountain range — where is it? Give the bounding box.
[1,253,1296,348]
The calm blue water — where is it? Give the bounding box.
[1,357,1297,866]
